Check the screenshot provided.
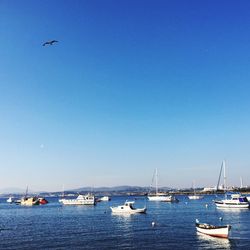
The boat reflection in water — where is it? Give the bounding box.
[197,232,231,249]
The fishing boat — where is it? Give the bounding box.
[148,168,177,202]
[110,201,146,214]
[60,193,95,205]
[195,219,231,238]
[20,186,40,206]
[20,197,40,206]
[188,181,203,200]
[214,161,249,209]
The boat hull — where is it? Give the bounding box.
[215,201,249,209]
[60,194,95,205]
[148,195,176,202]
[61,199,95,205]
[188,195,203,200]
[196,223,231,238]
[111,207,146,214]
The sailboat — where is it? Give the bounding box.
[188,181,203,200]
[214,161,249,209]
[148,168,177,202]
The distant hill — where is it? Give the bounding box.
[70,185,173,192]
[0,187,27,194]
[71,185,149,192]
[0,185,173,196]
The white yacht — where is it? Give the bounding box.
[110,201,146,214]
[214,161,249,209]
[215,194,249,209]
[60,193,95,205]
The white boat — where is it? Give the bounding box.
[148,194,177,202]
[196,219,231,238]
[214,161,249,209]
[188,181,203,200]
[100,196,111,201]
[148,168,177,202]
[215,194,249,209]
[110,201,146,214]
[189,195,203,200]
[6,197,15,203]
[60,193,95,205]
[7,197,21,204]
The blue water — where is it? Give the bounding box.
[0,195,249,249]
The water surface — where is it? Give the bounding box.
[0,195,249,249]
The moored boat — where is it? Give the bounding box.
[188,195,203,200]
[111,201,146,214]
[96,196,111,202]
[148,193,177,202]
[38,197,49,205]
[7,196,21,204]
[195,219,231,238]
[215,194,249,209]
[60,193,95,205]
[214,161,249,209]
[20,197,40,206]
[188,181,203,200]
[148,168,178,202]
[6,197,16,203]
[100,196,111,201]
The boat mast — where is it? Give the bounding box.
[223,160,227,192]
[155,168,158,194]
[193,180,196,195]
[216,161,224,191]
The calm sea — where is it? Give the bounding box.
[0,195,249,249]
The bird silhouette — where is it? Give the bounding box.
[42,40,58,46]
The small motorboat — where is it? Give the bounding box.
[6,197,16,203]
[100,196,111,201]
[110,201,146,214]
[96,196,111,202]
[7,197,21,204]
[195,219,231,238]
[38,197,49,205]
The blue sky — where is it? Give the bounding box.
[1,0,250,191]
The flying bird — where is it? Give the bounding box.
[42,40,58,46]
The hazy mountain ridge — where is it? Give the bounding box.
[0,185,173,194]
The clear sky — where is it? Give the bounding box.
[1,0,250,192]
